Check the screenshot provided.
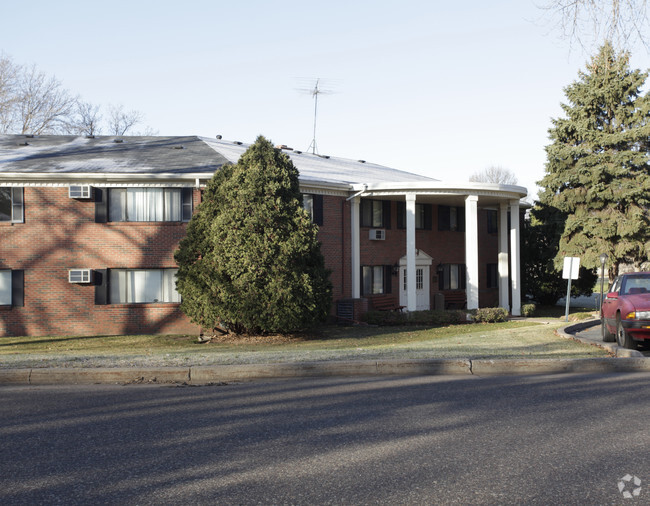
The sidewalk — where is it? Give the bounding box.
[0,321,648,385]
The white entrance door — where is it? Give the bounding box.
[398,250,432,311]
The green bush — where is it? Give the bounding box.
[174,136,332,334]
[521,303,536,317]
[471,307,509,323]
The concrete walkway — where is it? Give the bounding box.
[1,320,648,385]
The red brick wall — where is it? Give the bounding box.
[0,189,503,337]
[355,201,500,309]
[0,187,200,337]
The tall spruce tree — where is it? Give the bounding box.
[174,136,332,334]
[538,41,650,280]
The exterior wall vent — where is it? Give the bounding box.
[69,269,92,284]
[69,185,92,199]
[369,229,386,240]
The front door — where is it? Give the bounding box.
[398,250,433,311]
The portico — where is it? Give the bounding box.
[349,182,526,315]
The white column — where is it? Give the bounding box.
[351,197,361,299]
[509,199,521,316]
[498,202,510,310]
[465,195,479,310]
[406,193,417,312]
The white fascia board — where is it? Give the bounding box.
[352,181,528,200]
[0,172,215,186]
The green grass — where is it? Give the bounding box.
[0,318,608,369]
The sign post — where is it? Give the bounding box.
[562,257,580,322]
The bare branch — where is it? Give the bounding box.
[18,65,76,135]
[469,166,519,185]
[107,104,143,136]
[68,100,103,136]
[539,0,650,52]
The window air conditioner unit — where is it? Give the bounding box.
[69,185,92,199]
[69,269,92,284]
[369,229,386,240]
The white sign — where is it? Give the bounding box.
[562,257,580,280]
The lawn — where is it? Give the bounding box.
[0,315,609,369]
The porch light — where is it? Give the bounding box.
[392,264,400,276]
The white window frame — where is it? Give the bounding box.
[363,265,385,295]
[0,187,24,223]
[0,270,11,305]
[109,269,180,304]
[108,188,187,222]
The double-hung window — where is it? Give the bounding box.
[438,205,465,232]
[0,270,12,305]
[360,199,390,228]
[0,187,24,223]
[109,269,180,304]
[362,265,392,295]
[438,264,467,290]
[0,269,24,306]
[302,193,324,226]
[396,202,432,229]
[107,188,192,222]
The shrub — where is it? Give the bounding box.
[472,307,508,323]
[174,136,332,334]
[521,303,536,317]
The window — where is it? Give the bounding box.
[402,268,424,290]
[0,270,11,305]
[438,205,465,232]
[438,264,467,290]
[487,210,498,233]
[302,193,323,226]
[360,199,390,228]
[0,187,24,223]
[107,188,192,222]
[0,269,24,306]
[487,263,498,288]
[109,269,180,304]
[397,202,432,230]
[362,265,392,295]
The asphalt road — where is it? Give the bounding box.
[1,374,650,505]
[576,324,650,356]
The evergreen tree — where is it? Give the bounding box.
[522,203,598,305]
[538,41,650,280]
[174,136,332,334]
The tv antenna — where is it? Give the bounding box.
[297,78,336,155]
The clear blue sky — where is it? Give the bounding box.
[2,0,649,200]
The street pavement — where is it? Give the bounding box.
[1,374,650,504]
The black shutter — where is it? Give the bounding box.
[312,194,324,226]
[384,265,392,294]
[439,264,449,290]
[423,204,433,230]
[182,188,193,221]
[95,188,107,223]
[382,201,391,229]
[457,207,466,232]
[460,264,467,289]
[438,205,450,231]
[11,270,24,307]
[396,202,405,229]
[94,269,108,305]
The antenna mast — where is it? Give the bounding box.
[297,78,336,155]
[307,79,322,155]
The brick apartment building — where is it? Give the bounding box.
[0,135,527,337]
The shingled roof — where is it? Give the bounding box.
[0,135,437,186]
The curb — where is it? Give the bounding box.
[1,356,649,385]
[559,319,645,357]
